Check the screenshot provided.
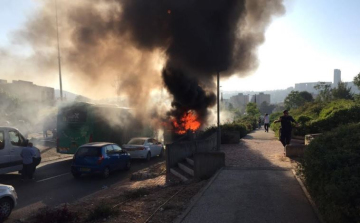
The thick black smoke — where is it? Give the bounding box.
[10,0,284,127]
[120,0,284,123]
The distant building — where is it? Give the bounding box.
[294,82,332,93]
[0,80,55,105]
[333,69,341,87]
[250,93,270,106]
[229,93,249,108]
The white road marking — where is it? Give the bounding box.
[36,173,70,183]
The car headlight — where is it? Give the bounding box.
[8,186,15,192]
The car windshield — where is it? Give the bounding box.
[128,138,145,145]
[76,147,101,157]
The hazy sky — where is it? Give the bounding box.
[0,0,359,92]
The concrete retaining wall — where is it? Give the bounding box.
[285,144,307,157]
[194,152,225,179]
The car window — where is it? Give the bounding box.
[154,139,160,145]
[76,147,101,157]
[128,138,145,145]
[147,139,154,145]
[9,130,26,146]
[0,131,4,149]
[112,145,122,152]
[105,145,114,154]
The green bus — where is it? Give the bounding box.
[57,102,138,154]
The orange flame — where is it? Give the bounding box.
[172,111,201,134]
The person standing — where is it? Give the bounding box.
[20,144,36,180]
[273,110,298,147]
[264,114,270,133]
[29,143,41,174]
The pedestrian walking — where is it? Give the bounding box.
[273,110,298,147]
[264,113,270,132]
[20,144,36,180]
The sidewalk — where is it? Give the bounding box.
[177,129,319,223]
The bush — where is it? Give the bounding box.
[31,205,79,223]
[301,123,360,223]
[86,203,119,222]
[221,130,240,144]
[221,123,247,138]
[308,105,360,133]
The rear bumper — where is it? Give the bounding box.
[71,165,104,174]
[127,150,147,159]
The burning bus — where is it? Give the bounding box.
[57,102,139,154]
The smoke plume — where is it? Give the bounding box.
[4,0,285,127]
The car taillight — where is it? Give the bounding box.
[97,156,104,165]
[89,134,93,143]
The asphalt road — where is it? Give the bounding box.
[0,155,165,222]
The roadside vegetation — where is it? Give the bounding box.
[274,73,360,223]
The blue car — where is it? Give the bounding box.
[71,142,131,179]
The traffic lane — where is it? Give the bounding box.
[8,157,164,215]
[0,158,73,187]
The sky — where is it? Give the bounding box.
[0,0,360,93]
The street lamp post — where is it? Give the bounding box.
[217,72,221,150]
[55,0,63,101]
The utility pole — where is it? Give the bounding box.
[217,72,221,150]
[55,0,63,101]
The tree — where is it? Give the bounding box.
[354,73,360,90]
[314,82,332,102]
[259,101,276,114]
[246,102,260,116]
[299,91,313,102]
[284,91,305,109]
[332,82,354,100]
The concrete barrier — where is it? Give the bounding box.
[194,152,225,180]
[166,132,217,180]
[285,144,307,157]
[305,133,322,145]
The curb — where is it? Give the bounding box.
[291,169,325,223]
[173,167,224,223]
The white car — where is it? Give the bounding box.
[0,184,17,220]
[123,137,164,161]
[0,127,41,175]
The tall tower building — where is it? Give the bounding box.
[334,69,341,86]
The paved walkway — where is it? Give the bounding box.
[178,130,319,223]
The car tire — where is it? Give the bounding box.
[102,167,110,179]
[146,152,151,162]
[125,160,131,171]
[72,172,81,179]
[0,197,13,220]
[159,148,164,157]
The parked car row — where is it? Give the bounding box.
[0,128,164,220]
[70,137,165,179]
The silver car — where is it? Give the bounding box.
[123,137,164,161]
[0,184,17,220]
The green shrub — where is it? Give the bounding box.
[221,130,240,144]
[301,123,360,223]
[308,105,360,133]
[221,123,247,138]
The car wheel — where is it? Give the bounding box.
[0,198,13,220]
[102,167,110,179]
[146,152,151,162]
[125,160,131,170]
[72,172,81,179]
[159,148,164,157]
